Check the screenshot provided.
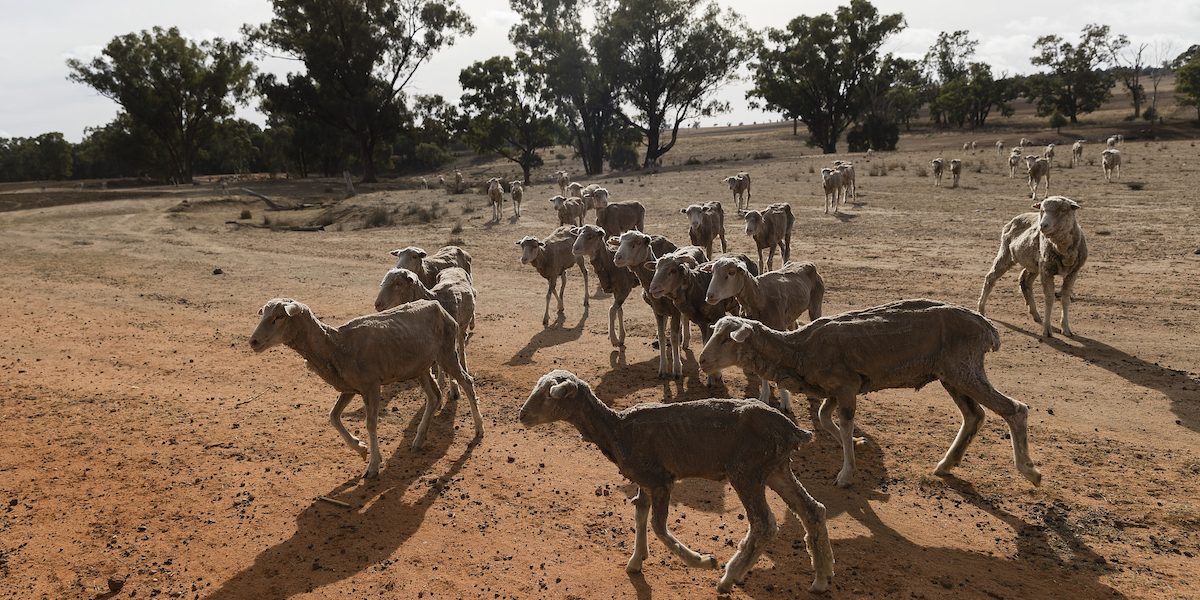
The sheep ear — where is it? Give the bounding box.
[698,261,714,273]
[549,379,576,399]
[679,207,687,214]
[678,255,698,267]
[643,260,657,270]
[607,236,620,246]
[1031,202,1042,210]
[569,227,582,235]
[729,321,753,343]
[416,250,427,259]
[1069,201,1081,210]
[389,249,401,257]
[284,302,302,317]
[258,306,265,316]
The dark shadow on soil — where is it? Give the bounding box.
[503,308,589,366]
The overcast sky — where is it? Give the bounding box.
[2,0,1196,143]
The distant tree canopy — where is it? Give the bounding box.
[749,0,905,153]
[0,133,73,182]
[244,0,474,183]
[1026,24,1123,124]
[459,55,560,184]
[65,26,255,184]
[1176,56,1200,120]
[922,31,1016,128]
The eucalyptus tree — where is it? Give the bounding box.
[459,55,560,184]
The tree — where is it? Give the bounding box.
[244,0,474,183]
[66,26,255,184]
[459,55,559,184]
[509,0,621,176]
[925,30,976,84]
[1026,24,1122,124]
[595,0,752,167]
[1176,56,1200,120]
[749,0,905,153]
[1110,39,1147,118]
[1147,40,1178,122]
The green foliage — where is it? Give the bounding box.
[1175,57,1200,120]
[846,114,899,152]
[609,143,640,171]
[414,143,454,170]
[0,133,73,182]
[459,55,558,183]
[1049,110,1068,132]
[65,26,255,183]
[1141,106,1157,121]
[595,0,753,167]
[749,0,906,154]
[923,32,1016,128]
[1027,24,1122,124]
[244,0,474,183]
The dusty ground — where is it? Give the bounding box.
[2,120,1199,600]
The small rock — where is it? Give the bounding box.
[108,575,126,593]
[213,268,224,275]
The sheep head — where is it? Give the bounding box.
[698,316,755,375]
[375,268,421,312]
[1034,196,1081,236]
[516,236,544,266]
[249,298,307,352]
[612,230,652,268]
[571,224,605,257]
[520,369,583,427]
[389,246,427,270]
[646,253,698,299]
[704,257,748,305]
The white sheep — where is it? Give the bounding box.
[550,194,585,227]
[1043,144,1056,167]
[566,181,584,199]
[1107,136,1117,148]
[519,370,835,593]
[1071,140,1084,167]
[930,158,945,187]
[949,159,963,188]
[509,180,524,217]
[962,142,971,152]
[698,300,1043,489]
[722,172,752,211]
[516,227,590,327]
[680,201,727,258]
[389,245,473,289]
[571,224,647,347]
[996,140,1005,156]
[1008,149,1022,178]
[556,170,569,195]
[1025,155,1051,199]
[820,168,843,213]
[487,177,505,221]
[453,169,463,191]
[978,196,1087,338]
[1101,149,1121,182]
[420,176,428,190]
[1020,137,1032,148]
[249,298,482,478]
[612,230,688,378]
[834,160,856,202]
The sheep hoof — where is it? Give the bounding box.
[702,554,719,569]
[852,436,868,448]
[808,577,830,594]
[834,471,854,488]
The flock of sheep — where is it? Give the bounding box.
[248,137,1103,592]
[946,134,1126,197]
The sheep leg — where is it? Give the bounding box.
[976,249,1016,315]
[765,246,777,272]
[578,262,589,309]
[329,392,369,460]
[655,312,669,378]
[1059,270,1080,337]
[556,272,567,315]
[362,388,383,478]
[833,395,859,488]
[441,352,484,439]
[1040,272,1058,338]
[647,486,718,570]
[718,482,777,592]
[779,389,793,414]
[953,374,1042,486]
[767,465,834,593]
[670,312,683,379]
[681,315,691,349]
[1019,269,1043,324]
[626,489,651,573]
[410,370,443,450]
[719,232,727,254]
[933,383,987,477]
[816,397,842,441]
[757,378,772,405]
[542,278,553,327]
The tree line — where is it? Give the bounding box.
[4,0,1199,186]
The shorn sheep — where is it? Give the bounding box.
[570,224,653,348]
[743,203,794,272]
[487,177,505,221]
[390,245,473,289]
[517,228,590,327]
[698,299,1043,489]
[1008,148,1022,178]
[556,170,569,195]
[1071,140,1084,167]
[820,167,843,212]
[1026,155,1051,199]
[612,230,688,378]
[519,370,835,593]
[591,188,646,236]
[509,180,523,217]
[996,140,1004,156]
[931,158,945,187]
[1043,144,1056,167]
[722,172,751,211]
[978,196,1087,338]
[834,160,856,201]
[949,159,963,188]
[250,298,483,479]
[550,194,585,227]
[680,201,727,258]
[1101,149,1121,182]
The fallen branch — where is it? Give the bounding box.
[241,187,295,210]
[225,221,325,232]
[236,387,274,408]
[318,496,351,508]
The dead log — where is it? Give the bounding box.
[225,221,325,232]
[241,188,300,211]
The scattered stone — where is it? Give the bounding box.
[108,575,126,593]
[213,268,223,275]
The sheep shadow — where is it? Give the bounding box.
[996,320,1200,433]
[830,211,858,222]
[203,394,472,600]
[502,309,589,366]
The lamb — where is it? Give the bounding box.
[509,180,523,217]
[1071,140,1084,167]
[570,224,659,348]
[1043,144,1056,167]
[1020,137,1032,148]
[389,245,473,289]
[1025,155,1051,199]
[930,158,945,187]
[519,370,835,593]
[742,203,794,272]
[680,201,727,258]
[249,298,482,479]
[647,251,755,384]
[612,230,688,378]
[722,172,752,211]
[1008,149,1022,178]
[1107,135,1117,148]
[996,140,1005,156]
[834,160,856,202]
[487,177,505,221]
[375,267,476,398]
[516,228,590,327]
[820,168,843,213]
[962,142,971,152]
[971,141,978,151]
[702,258,824,412]
[1101,149,1121,182]
[550,194,585,227]
[698,301,1042,489]
[978,196,1087,338]
[438,174,446,188]
[949,159,963,188]
[591,188,646,236]
[556,170,569,195]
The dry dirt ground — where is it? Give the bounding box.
[3,122,1199,600]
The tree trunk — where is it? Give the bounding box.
[358,135,377,184]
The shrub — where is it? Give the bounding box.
[684,155,702,166]
[847,115,900,152]
[239,209,252,220]
[609,144,640,171]
[364,207,395,229]
[751,151,774,160]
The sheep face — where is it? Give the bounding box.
[519,369,581,427]
[566,182,583,198]
[249,298,306,352]
[646,253,699,299]
[375,268,421,312]
[590,188,610,208]
[550,195,568,210]
[389,246,427,270]
[1034,197,1081,236]
[681,204,710,230]
[571,224,606,257]
[703,257,748,305]
[697,316,755,375]
[742,210,765,236]
[516,237,544,266]
[612,230,653,268]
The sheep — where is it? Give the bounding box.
[930,158,945,187]
[971,141,978,151]
[820,168,843,213]
[742,203,794,272]
[453,169,463,191]
[221,179,230,195]
[1117,133,1124,145]
[949,159,963,188]
[1101,149,1121,182]
[1106,135,1117,148]
[996,140,1005,156]
[1020,137,1032,148]
[612,230,688,378]
[516,227,590,327]
[556,170,569,195]
[698,300,1042,489]
[509,180,524,217]
[249,298,482,479]
[978,196,1087,338]
[570,223,654,348]
[834,160,856,202]
[1008,149,1022,178]
[1043,144,1056,167]
[519,370,835,594]
[579,183,603,219]
[865,148,874,160]
[702,258,824,413]
[487,177,505,221]
[389,245,473,290]
[550,194,585,227]
[1071,140,1084,167]
[591,188,646,236]
[722,172,752,211]
[962,142,971,152]
[680,201,727,258]
[646,250,755,384]
[420,176,428,190]
[566,181,584,199]
[375,266,476,398]
[1025,155,1051,199]
[438,174,446,188]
